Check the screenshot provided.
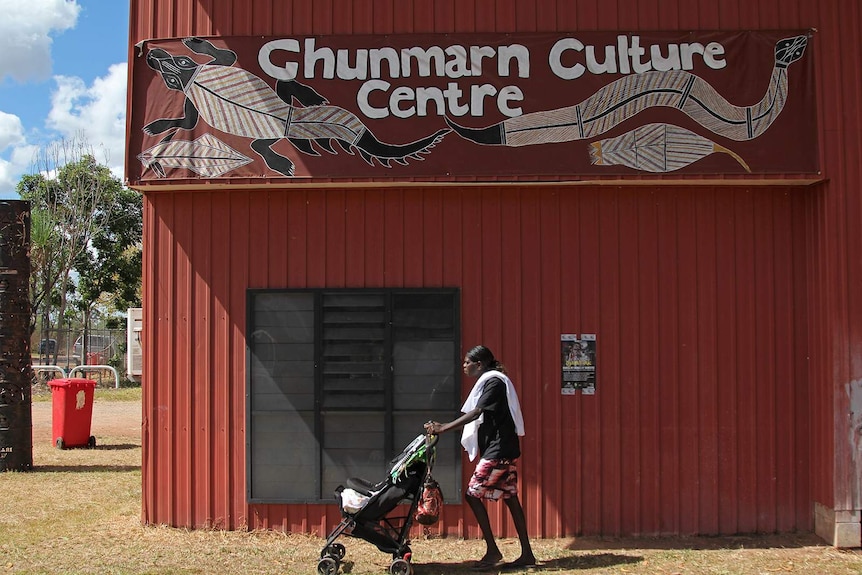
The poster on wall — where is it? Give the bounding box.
[561,334,596,395]
[128,30,817,184]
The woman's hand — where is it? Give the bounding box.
[424,421,442,435]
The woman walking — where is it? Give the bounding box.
[425,345,537,570]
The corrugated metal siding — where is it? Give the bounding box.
[143,185,811,536]
[818,1,862,517]
[129,0,826,39]
[132,0,862,537]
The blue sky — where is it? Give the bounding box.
[0,0,129,198]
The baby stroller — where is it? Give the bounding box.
[317,433,438,575]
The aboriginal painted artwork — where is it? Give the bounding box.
[590,123,751,173]
[129,31,816,181]
[448,35,808,173]
[138,38,448,178]
[138,133,252,178]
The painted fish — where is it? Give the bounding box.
[138,133,252,178]
[590,123,751,172]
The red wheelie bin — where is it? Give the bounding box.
[48,378,97,449]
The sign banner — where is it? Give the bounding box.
[128,30,816,182]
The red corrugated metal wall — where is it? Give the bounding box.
[131,0,862,538]
[142,185,811,536]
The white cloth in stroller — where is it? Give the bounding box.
[340,488,370,514]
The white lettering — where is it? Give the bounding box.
[369,47,400,78]
[391,86,416,118]
[443,82,470,116]
[304,38,336,79]
[470,83,497,116]
[629,36,651,74]
[586,44,617,74]
[259,35,730,120]
[401,46,447,77]
[549,38,586,80]
[497,85,524,117]
[337,49,368,80]
[703,42,727,69]
[498,44,530,78]
[551,35,727,79]
[650,44,680,71]
[356,80,523,118]
[470,46,497,76]
[416,86,446,116]
[258,39,300,80]
[680,42,706,69]
[444,45,472,77]
[357,79,390,119]
[617,35,630,74]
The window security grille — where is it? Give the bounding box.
[248,289,460,503]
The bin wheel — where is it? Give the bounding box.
[321,543,346,560]
[87,436,96,448]
[55,437,65,450]
[316,556,338,575]
[389,558,412,575]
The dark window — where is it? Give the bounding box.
[247,289,461,503]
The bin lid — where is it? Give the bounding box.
[48,378,97,389]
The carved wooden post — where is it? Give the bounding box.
[0,201,32,472]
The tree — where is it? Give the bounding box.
[26,207,63,337]
[74,185,143,338]
[18,135,142,364]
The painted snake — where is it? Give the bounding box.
[446,35,809,147]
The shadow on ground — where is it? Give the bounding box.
[416,553,641,573]
[565,532,828,551]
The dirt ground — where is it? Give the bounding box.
[30,397,141,445]
[20,396,862,574]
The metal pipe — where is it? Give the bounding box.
[32,365,67,380]
[69,365,120,389]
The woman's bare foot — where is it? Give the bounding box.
[507,554,537,567]
[471,550,503,569]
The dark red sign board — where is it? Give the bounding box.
[128,30,816,182]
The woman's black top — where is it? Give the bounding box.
[474,376,520,460]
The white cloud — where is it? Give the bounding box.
[0,0,81,83]
[0,112,37,194]
[0,139,39,195]
[47,62,128,179]
[0,63,127,196]
[0,111,25,152]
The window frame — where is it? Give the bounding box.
[246,287,461,504]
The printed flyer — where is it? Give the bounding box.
[561,333,596,395]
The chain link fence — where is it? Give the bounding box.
[32,328,132,387]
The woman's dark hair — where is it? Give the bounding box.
[466,345,506,373]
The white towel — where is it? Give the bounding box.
[460,370,526,461]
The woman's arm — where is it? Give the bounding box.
[424,407,482,435]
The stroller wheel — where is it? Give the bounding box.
[317,556,338,575]
[389,558,412,575]
[321,542,346,560]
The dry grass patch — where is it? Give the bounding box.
[3,394,862,574]
[30,383,143,403]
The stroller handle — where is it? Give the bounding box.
[423,421,440,447]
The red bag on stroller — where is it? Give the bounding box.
[415,478,443,525]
